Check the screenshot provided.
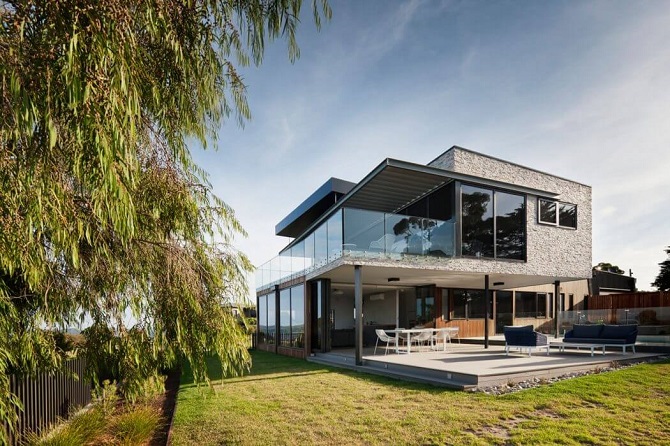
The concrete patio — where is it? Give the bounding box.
[308,343,660,390]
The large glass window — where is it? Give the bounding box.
[428,182,455,221]
[461,185,494,257]
[414,286,435,325]
[515,292,549,318]
[257,294,267,343]
[267,292,276,344]
[291,285,305,347]
[452,289,486,319]
[279,289,291,347]
[277,285,305,348]
[495,192,525,260]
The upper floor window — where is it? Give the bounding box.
[461,185,526,260]
[538,198,577,229]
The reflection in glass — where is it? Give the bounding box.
[515,291,538,318]
[495,191,525,260]
[427,220,455,257]
[559,203,577,228]
[452,289,485,318]
[343,208,384,253]
[267,291,276,344]
[539,199,556,224]
[291,285,305,347]
[414,287,435,325]
[387,215,432,255]
[279,288,291,346]
[495,291,513,333]
[461,185,494,257]
[385,213,410,253]
[257,294,267,343]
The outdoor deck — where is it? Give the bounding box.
[308,342,660,390]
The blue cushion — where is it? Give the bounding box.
[601,325,636,339]
[504,325,534,333]
[565,338,603,344]
[571,324,603,338]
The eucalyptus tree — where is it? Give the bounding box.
[0,0,330,437]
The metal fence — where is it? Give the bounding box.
[2,358,92,446]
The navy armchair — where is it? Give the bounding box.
[503,325,550,357]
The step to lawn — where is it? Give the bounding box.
[307,354,475,390]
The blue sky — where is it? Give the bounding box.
[192,1,670,299]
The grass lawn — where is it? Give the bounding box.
[171,351,670,445]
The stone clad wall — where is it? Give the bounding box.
[428,147,592,280]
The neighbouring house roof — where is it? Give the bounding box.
[590,270,637,295]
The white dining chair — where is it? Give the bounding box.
[374,329,398,355]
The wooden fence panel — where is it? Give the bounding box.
[2,358,92,446]
[588,292,670,310]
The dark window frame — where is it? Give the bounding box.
[538,198,577,229]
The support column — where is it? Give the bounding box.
[484,275,490,349]
[395,289,400,328]
[354,265,363,366]
[554,280,561,339]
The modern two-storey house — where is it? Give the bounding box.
[255,147,592,364]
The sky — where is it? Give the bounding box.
[191,1,670,301]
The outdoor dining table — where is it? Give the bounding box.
[386,327,459,354]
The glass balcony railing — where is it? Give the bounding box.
[255,208,456,291]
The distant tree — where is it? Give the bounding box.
[0,0,331,439]
[593,262,625,274]
[652,247,670,291]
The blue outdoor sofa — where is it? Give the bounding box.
[503,325,549,357]
[563,324,638,354]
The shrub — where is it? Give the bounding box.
[113,406,161,445]
[28,407,106,446]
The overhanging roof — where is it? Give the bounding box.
[342,158,560,214]
[280,158,560,252]
[275,177,355,237]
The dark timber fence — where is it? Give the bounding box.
[588,291,670,310]
[3,358,92,446]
